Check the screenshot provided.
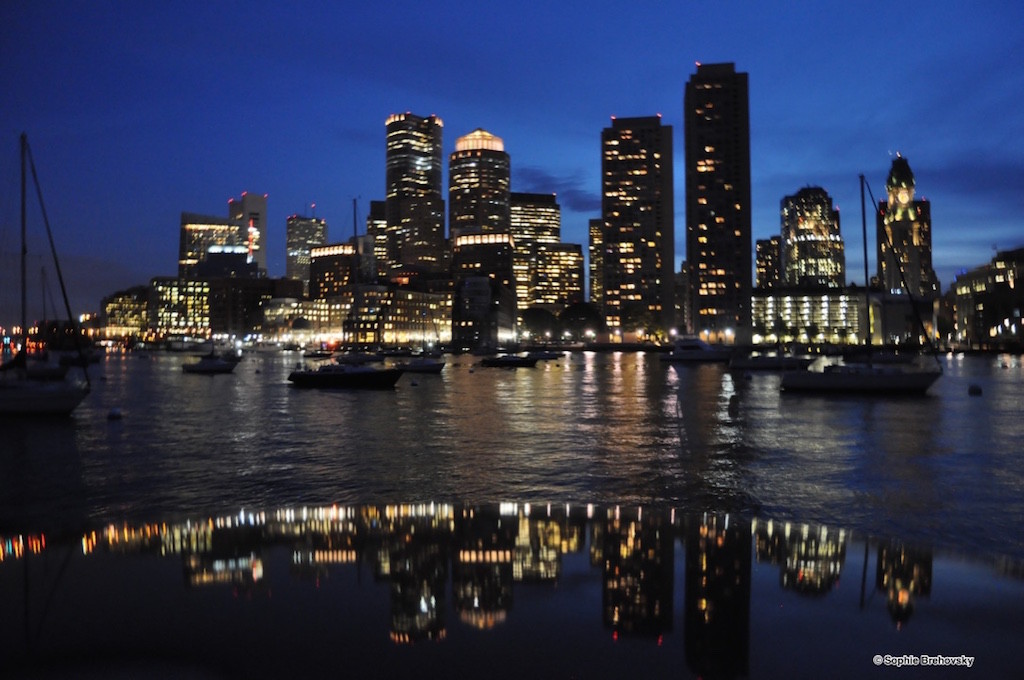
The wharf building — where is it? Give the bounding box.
[599,115,675,341]
[227,192,268,276]
[952,247,1024,351]
[684,62,752,343]
[875,155,941,344]
[285,214,327,297]
[384,113,447,278]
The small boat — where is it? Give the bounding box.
[661,337,733,362]
[288,362,405,389]
[526,350,564,361]
[397,357,445,374]
[480,355,538,368]
[780,356,941,395]
[728,353,814,371]
[182,353,238,375]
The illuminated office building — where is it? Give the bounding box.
[600,115,675,338]
[588,218,604,305]
[101,286,149,341]
[385,113,446,275]
[952,247,1024,350]
[227,192,268,275]
[308,244,357,300]
[877,154,939,298]
[751,288,868,345]
[509,192,561,313]
[781,187,845,288]
[755,236,781,289]
[685,62,752,342]
[285,214,327,297]
[533,243,584,313]
[150,277,211,338]
[451,232,517,350]
[365,200,389,281]
[449,128,510,240]
[178,212,245,279]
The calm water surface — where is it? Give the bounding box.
[1,350,1022,678]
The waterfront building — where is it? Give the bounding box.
[385,113,446,276]
[751,287,870,345]
[208,277,302,338]
[228,192,268,275]
[876,155,939,298]
[755,236,781,289]
[600,115,675,340]
[285,214,328,297]
[449,128,511,241]
[781,187,845,288]
[177,212,245,279]
[509,192,561,314]
[101,285,150,341]
[309,244,357,300]
[451,232,517,350]
[684,62,752,343]
[150,277,211,339]
[366,200,389,282]
[588,218,604,306]
[532,243,584,314]
[952,247,1024,350]
[875,155,941,343]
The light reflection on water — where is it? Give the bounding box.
[1,504,1021,679]
[0,351,1022,563]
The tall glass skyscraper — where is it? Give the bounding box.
[684,62,752,342]
[228,192,268,276]
[449,128,510,240]
[285,214,328,297]
[600,115,675,338]
[385,113,446,275]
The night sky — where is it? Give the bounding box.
[2,1,1023,323]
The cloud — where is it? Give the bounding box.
[513,166,601,214]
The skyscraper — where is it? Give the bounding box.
[780,187,845,288]
[449,128,511,240]
[510,192,560,314]
[178,212,245,279]
[755,237,781,289]
[600,115,675,338]
[228,192,268,275]
[385,113,446,276]
[285,214,328,297]
[876,155,939,298]
[684,62,752,342]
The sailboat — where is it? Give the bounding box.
[780,174,942,395]
[0,134,90,415]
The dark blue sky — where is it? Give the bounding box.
[2,1,1023,323]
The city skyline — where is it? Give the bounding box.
[2,2,1023,323]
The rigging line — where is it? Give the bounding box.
[862,179,942,366]
[23,136,91,389]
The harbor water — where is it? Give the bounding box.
[2,351,1022,678]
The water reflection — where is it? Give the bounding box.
[2,503,1020,678]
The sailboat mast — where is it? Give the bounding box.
[860,174,870,350]
[20,133,27,352]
